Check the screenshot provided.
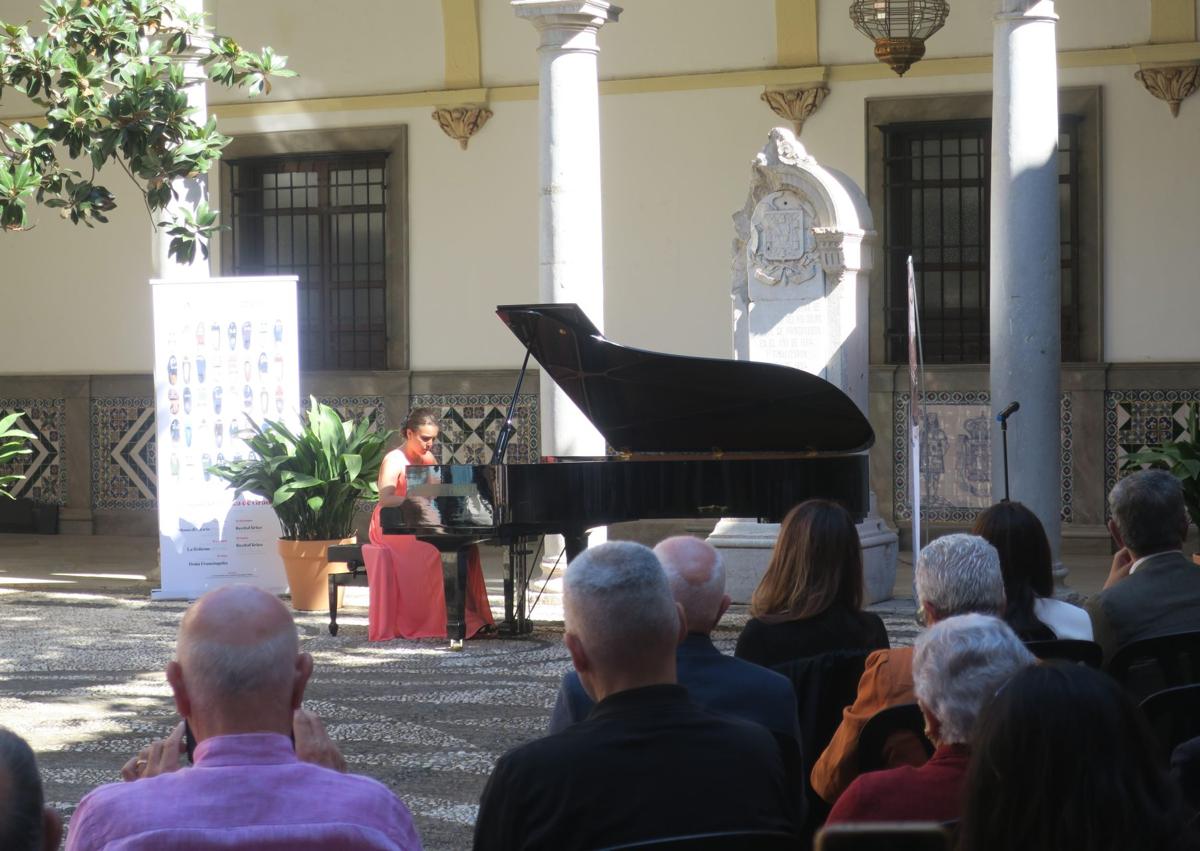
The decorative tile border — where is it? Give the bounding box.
[409,394,539,464]
[0,398,66,505]
[893,391,1073,523]
[315,395,388,432]
[1104,389,1200,518]
[90,397,157,510]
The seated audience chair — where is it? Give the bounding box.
[1106,630,1200,700]
[815,822,950,851]
[1023,638,1102,668]
[856,703,935,775]
[326,544,368,636]
[598,830,800,850]
[1140,683,1200,760]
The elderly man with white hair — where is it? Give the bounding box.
[474,541,799,851]
[825,614,1035,824]
[68,584,421,850]
[812,533,1007,804]
[548,536,800,746]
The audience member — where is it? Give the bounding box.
[735,500,889,668]
[825,614,1033,825]
[549,536,800,746]
[474,541,798,851]
[0,727,61,851]
[1086,469,1200,662]
[960,662,1198,851]
[1172,734,1200,816]
[811,533,1005,803]
[67,585,421,851]
[972,501,1092,641]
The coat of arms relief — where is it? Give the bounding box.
[748,189,820,290]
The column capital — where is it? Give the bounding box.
[512,1,622,32]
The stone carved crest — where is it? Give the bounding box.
[748,190,818,288]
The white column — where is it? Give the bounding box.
[512,1,620,461]
[990,0,1063,567]
[151,0,210,280]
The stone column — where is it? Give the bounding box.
[151,0,210,280]
[990,0,1063,565]
[512,0,620,461]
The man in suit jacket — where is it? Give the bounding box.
[548,536,801,746]
[474,541,798,851]
[1087,469,1200,663]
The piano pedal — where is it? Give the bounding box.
[449,638,464,651]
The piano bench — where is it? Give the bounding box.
[327,545,368,636]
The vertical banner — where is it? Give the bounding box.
[907,256,923,567]
[150,276,300,599]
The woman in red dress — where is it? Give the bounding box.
[364,408,494,640]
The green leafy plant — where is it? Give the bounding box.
[0,411,35,498]
[207,398,395,541]
[1121,402,1200,534]
[0,0,296,262]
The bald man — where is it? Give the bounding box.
[67,585,421,850]
[549,536,801,745]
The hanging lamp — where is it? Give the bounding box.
[849,0,950,76]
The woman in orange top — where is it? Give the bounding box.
[366,407,494,640]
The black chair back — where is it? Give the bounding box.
[598,830,800,850]
[1140,683,1200,760]
[1024,638,1103,668]
[815,822,950,851]
[1107,630,1200,700]
[857,703,935,774]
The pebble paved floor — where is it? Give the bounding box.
[0,582,920,850]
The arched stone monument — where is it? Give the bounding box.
[708,127,898,604]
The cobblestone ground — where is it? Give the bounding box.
[0,589,917,850]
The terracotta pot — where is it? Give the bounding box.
[277,537,355,611]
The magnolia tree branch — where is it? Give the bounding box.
[0,0,295,264]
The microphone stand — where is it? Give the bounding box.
[1000,414,1011,503]
[491,349,531,465]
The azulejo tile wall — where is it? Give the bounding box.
[1105,389,1200,517]
[317,395,388,432]
[409,394,539,464]
[893,391,1074,523]
[0,398,67,505]
[91,397,157,510]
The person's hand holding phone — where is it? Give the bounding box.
[121,721,187,782]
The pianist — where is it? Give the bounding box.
[473,542,798,850]
[365,408,494,639]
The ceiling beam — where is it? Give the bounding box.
[442,0,482,89]
[776,0,820,68]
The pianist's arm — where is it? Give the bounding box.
[376,449,409,508]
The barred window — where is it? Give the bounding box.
[228,153,389,370]
[882,119,1080,364]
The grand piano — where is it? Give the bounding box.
[380,303,874,648]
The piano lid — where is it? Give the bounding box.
[496,303,874,454]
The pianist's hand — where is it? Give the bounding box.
[293,708,347,773]
[121,721,186,781]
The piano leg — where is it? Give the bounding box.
[499,538,534,637]
[441,547,469,650]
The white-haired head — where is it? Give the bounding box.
[564,541,681,674]
[654,536,728,634]
[915,534,1006,622]
[913,613,1035,744]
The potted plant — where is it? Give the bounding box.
[1122,401,1200,563]
[208,397,394,610]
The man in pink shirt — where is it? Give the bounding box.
[66,585,421,850]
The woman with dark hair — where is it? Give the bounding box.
[971,501,1091,641]
[734,500,888,668]
[365,407,494,640]
[960,662,1199,851]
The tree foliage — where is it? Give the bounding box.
[0,0,294,263]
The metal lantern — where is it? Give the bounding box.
[850,0,950,76]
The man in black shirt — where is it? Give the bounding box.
[473,541,799,851]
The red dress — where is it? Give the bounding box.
[364,448,494,640]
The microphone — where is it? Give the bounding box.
[996,401,1020,423]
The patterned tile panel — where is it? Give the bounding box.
[409,394,539,464]
[316,395,388,432]
[1105,389,1200,518]
[91,398,156,510]
[0,398,66,505]
[893,391,1073,523]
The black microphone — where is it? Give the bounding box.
[996,401,1020,423]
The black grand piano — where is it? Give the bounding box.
[380,303,873,648]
